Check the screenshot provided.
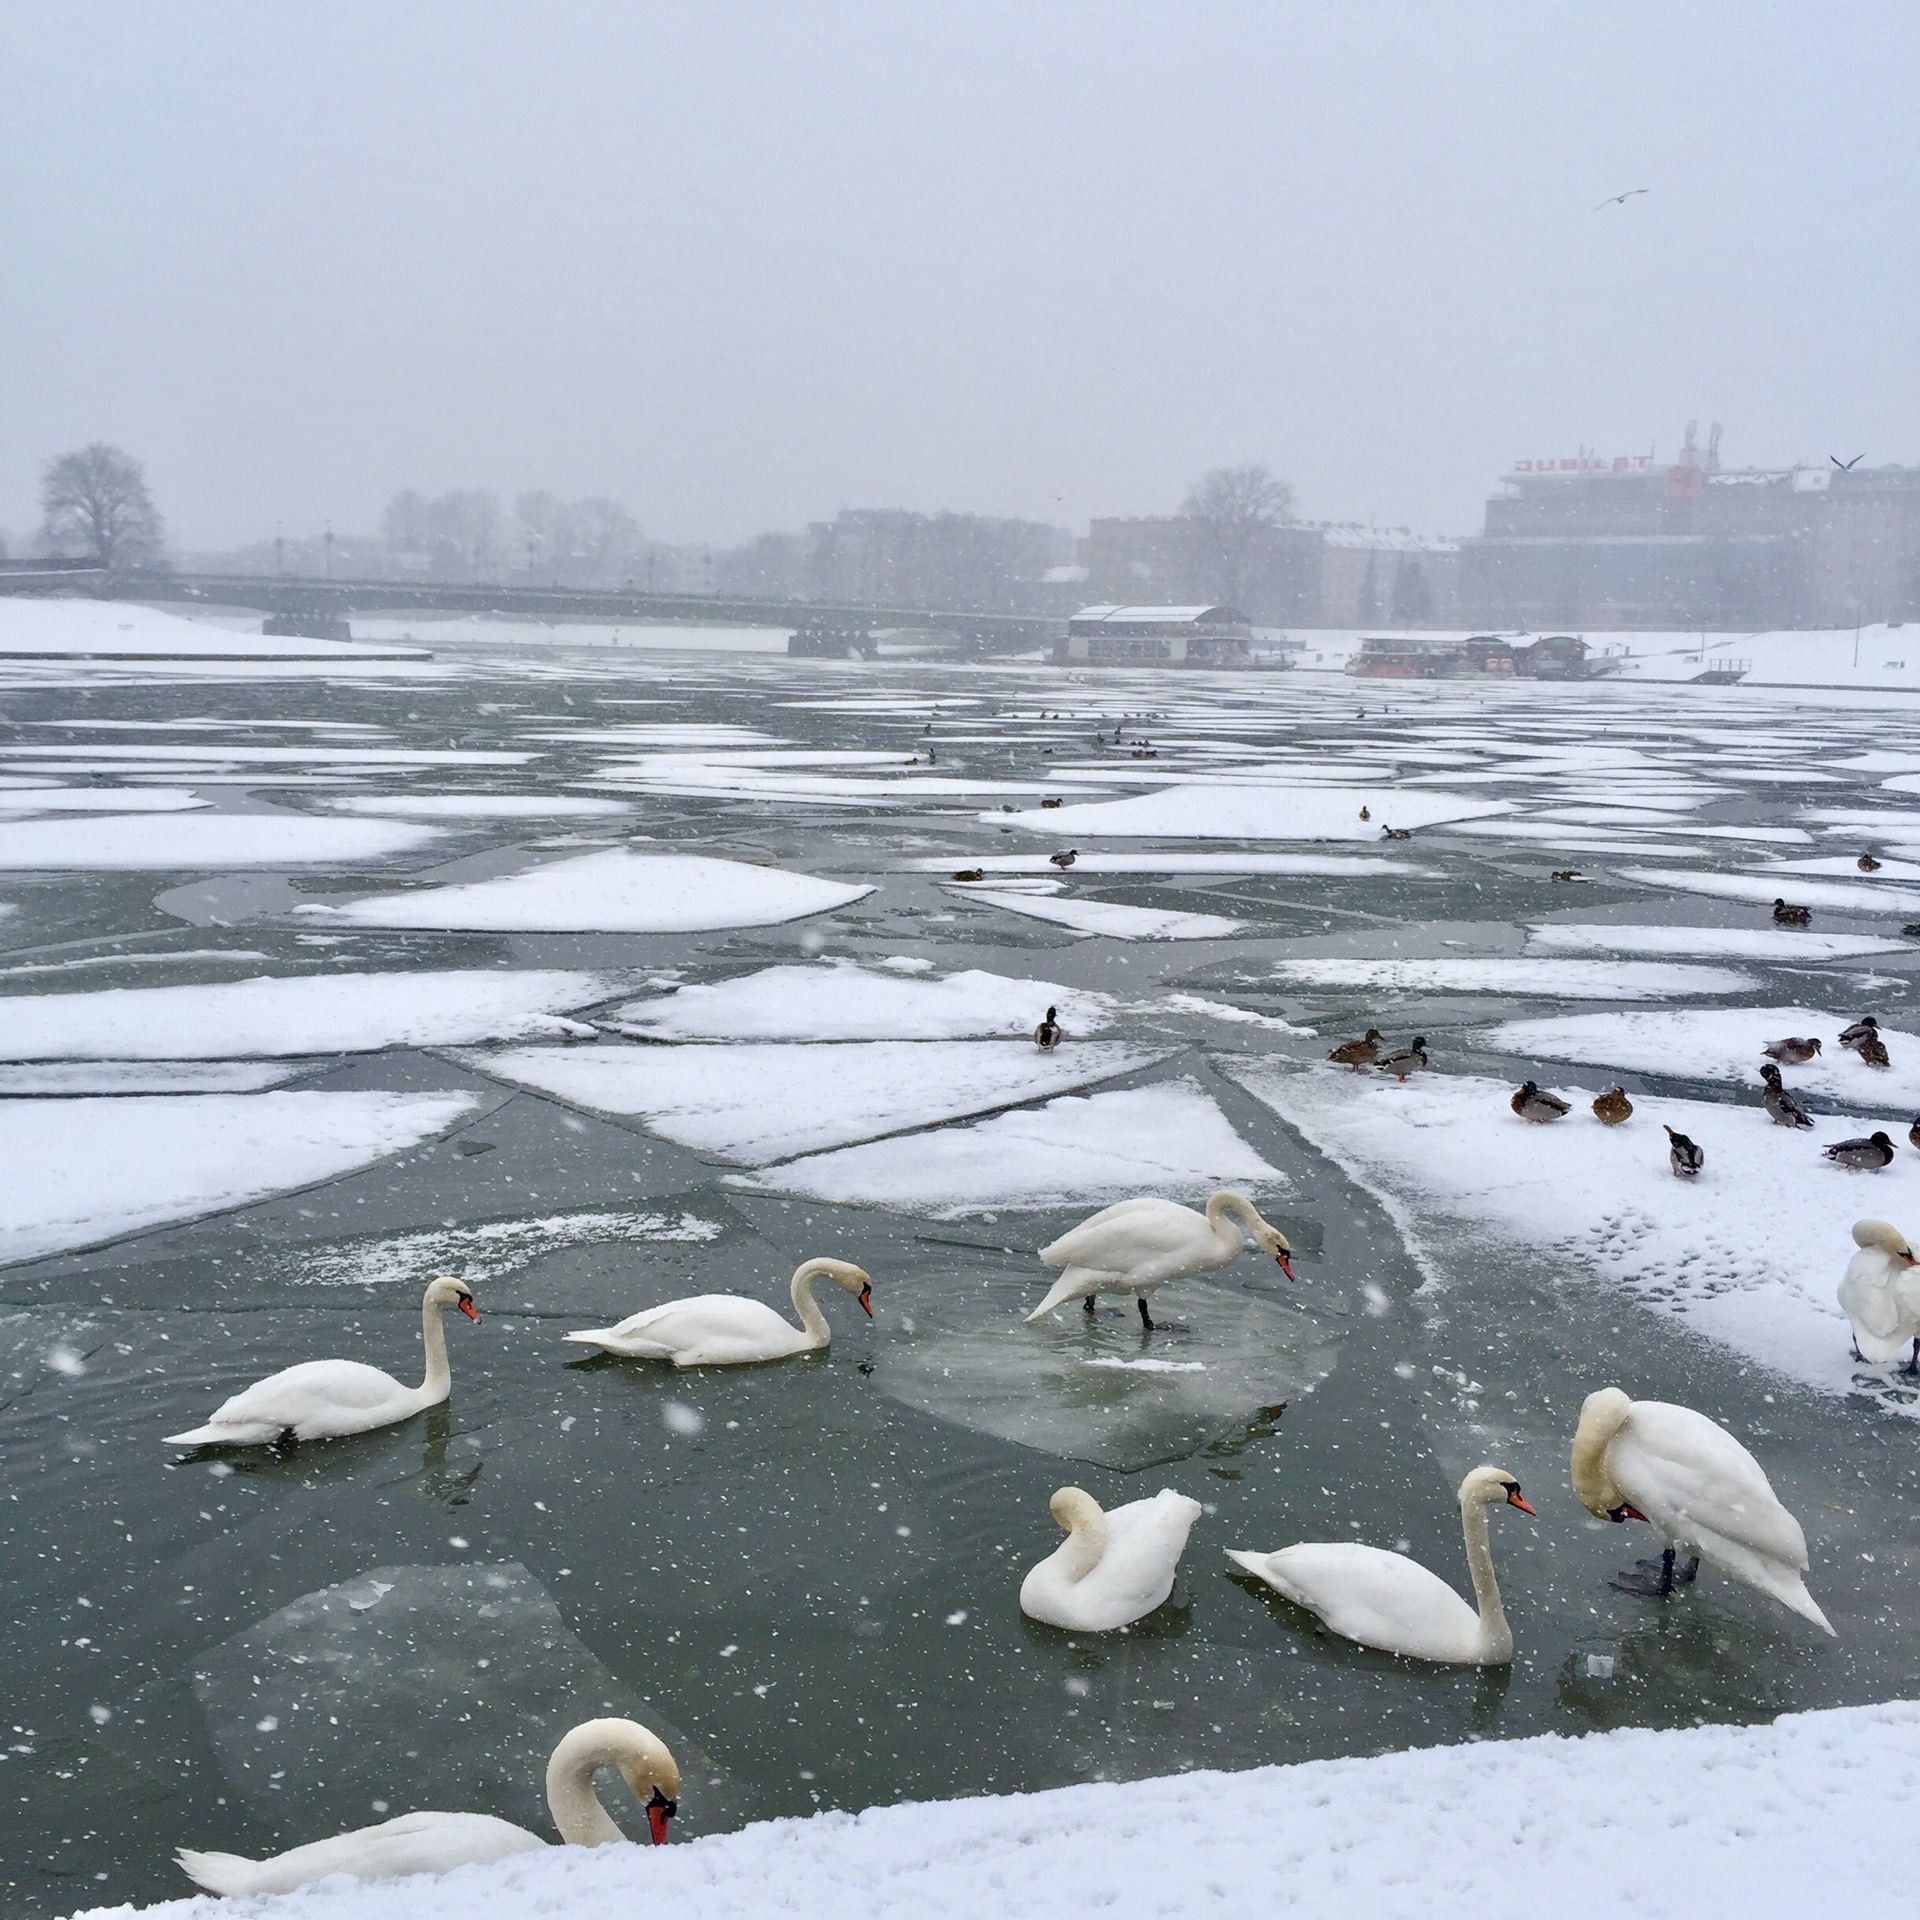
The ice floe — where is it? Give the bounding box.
[949,889,1244,940]
[986,785,1512,841]
[0,1061,307,1094]
[906,853,1417,876]
[1615,867,1920,915]
[1268,958,1756,999]
[302,850,873,932]
[321,795,632,819]
[462,1040,1165,1162]
[732,1080,1276,1213]
[0,970,623,1060]
[609,961,1114,1041]
[0,814,443,870]
[0,1090,476,1264]
[0,787,207,813]
[0,598,426,661]
[1525,923,1906,960]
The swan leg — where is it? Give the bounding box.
[1904,1338,1920,1376]
[1137,1297,1153,1330]
[1084,1295,1096,1315]
[1611,1547,1688,1598]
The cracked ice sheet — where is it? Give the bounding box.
[1524,924,1906,961]
[610,961,1116,1041]
[0,814,443,869]
[948,889,1243,940]
[0,786,207,812]
[1479,1006,1920,1113]
[1615,867,1920,916]
[905,852,1421,876]
[460,1040,1166,1163]
[1267,958,1756,998]
[320,794,632,819]
[732,1080,1277,1214]
[1229,1064,1885,1397]
[301,850,872,932]
[985,784,1514,840]
[0,969,625,1060]
[0,1090,476,1265]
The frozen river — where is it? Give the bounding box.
[4,633,1919,1913]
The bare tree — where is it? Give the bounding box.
[568,497,644,581]
[38,443,164,568]
[1180,463,1295,608]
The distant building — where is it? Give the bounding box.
[1059,604,1253,666]
[1317,526,1461,627]
[1081,517,1321,623]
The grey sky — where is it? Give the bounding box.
[3,3,1914,552]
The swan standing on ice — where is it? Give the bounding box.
[1838,1218,1920,1369]
[176,1716,679,1897]
[565,1258,872,1366]
[1024,1190,1294,1329]
[1226,1466,1534,1665]
[164,1276,480,1447]
[1570,1386,1834,1633]
[1019,1485,1203,1631]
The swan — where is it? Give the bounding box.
[1570,1386,1833,1633]
[1838,1218,1920,1369]
[1226,1466,1534,1665]
[165,1276,479,1446]
[176,1716,678,1897]
[1019,1485,1203,1631]
[565,1258,872,1365]
[1023,1190,1293,1329]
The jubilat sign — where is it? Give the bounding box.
[1512,455,1657,473]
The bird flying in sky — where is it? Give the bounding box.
[1594,187,1650,210]
[1830,453,1865,471]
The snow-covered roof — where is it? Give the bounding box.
[1319,527,1459,553]
[1068,604,1246,628]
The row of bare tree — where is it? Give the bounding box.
[380,488,644,584]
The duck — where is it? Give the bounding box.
[1840,1015,1881,1052]
[1358,806,1371,821]
[1592,1087,1633,1126]
[1033,1005,1063,1052]
[1227,1467,1534,1666]
[1764,1036,1822,1064]
[1838,1219,1920,1369]
[1663,1125,1704,1177]
[1859,853,1884,872]
[1049,848,1078,871]
[1326,1028,1384,1070]
[1772,898,1812,926]
[1759,1063,1814,1129]
[1039,796,1064,809]
[1570,1386,1833,1633]
[1019,1486,1203,1631]
[951,867,986,882]
[1860,1032,1893,1070]
[1512,1081,1570,1123]
[1375,1035,1428,1081]
[1550,869,1584,883]
[1381,825,1414,841]
[565,1258,872,1365]
[1910,1115,1920,1153]
[176,1717,678,1897]
[164,1277,480,1446]
[1825,1131,1896,1171]
[1024,1190,1294,1329]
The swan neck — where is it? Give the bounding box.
[788,1262,835,1344]
[1570,1390,1632,1515]
[545,1723,676,1847]
[1206,1190,1259,1250]
[1459,1496,1511,1662]
[417,1291,452,1405]
[1054,1490,1108,1583]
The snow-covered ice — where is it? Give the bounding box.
[949,888,1244,940]
[1615,866,1920,915]
[71,1700,1920,1920]
[906,853,1418,876]
[0,1090,476,1264]
[0,1061,307,1094]
[462,1040,1166,1162]
[987,784,1510,841]
[301,850,873,932]
[0,786,207,813]
[321,795,631,819]
[732,1080,1277,1213]
[1267,958,1756,999]
[609,961,1114,1041]
[1525,923,1907,960]
[0,598,426,661]
[0,970,622,1059]
[0,815,442,870]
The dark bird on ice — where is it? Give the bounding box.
[1512,1081,1571,1123]
[1664,1125,1705,1178]
[1327,1028,1384,1070]
[1592,1087,1634,1126]
[1049,849,1078,871]
[1763,1036,1822,1065]
[1859,1032,1893,1070]
[1827,1132,1897,1171]
[1840,1016,1881,1053]
[1759,1064,1814,1129]
[1033,1006,1063,1052]
[1375,1036,1429,1081]
[1858,853,1883,871]
[1772,898,1812,927]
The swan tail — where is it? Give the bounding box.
[1224,1548,1281,1586]
[1696,1534,1836,1636]
[176,1848,263,1896]
[163,1421,274,1446]
[564,1329,674,1358]
[1025,1270,1099,1322]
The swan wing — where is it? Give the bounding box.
[1838,1249,1905,1343]
[1040,1199,1209,1272]
[179,1813,545,1896]
[167,1360,411,1443]
[1234,1542,1481,1663]
[1612,1402,1810,1570]
[571,1294,804,1364]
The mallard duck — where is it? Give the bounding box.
[1358,806,1370,821]
[1381,826,1414,841]
[1512,1081,1571,1123]
[1763,1036,1822,1064]
[1860,1032,1893,1069]
[1759,1064,1814,1129]
[1859,853,1883,872]
[1910,1116,1920,1154]
[951,868,986,882]
[1840,1015,1880,1051]
[1040,797,1064,809]
[1772,898,1812,926]
[1376,1036,1428,1080]
[1033,1005,1063,1052]
[1550,869,1583,882]
[1592,1087,1633,1126]
[1663,1125,1704,1177]
[1049,849,1078,871]
[1826,1132,1896,1171]
[1326,1028,1384,1070]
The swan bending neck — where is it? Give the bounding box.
[1459,1496,1512,1662]
[1051,1487,1108,1583]
[1205,1190,1262,1242]
[1570,1388,1633,1515]
[545,1720,678,1847]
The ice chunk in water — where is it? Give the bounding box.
[192,1562,737,1838]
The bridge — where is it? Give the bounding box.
[104,572,1061,658]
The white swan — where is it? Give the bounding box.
[1024,1190,1294,1329]
[176,1716,679,1897]
[1226,1465,1533,1665]
[1838,1218,1920,1368]
[1571,1386,1834,1633]
[165,1276,480,1446]
[1019,1485,1203,1631]
[565,1258,872,1366]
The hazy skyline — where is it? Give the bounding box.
[3,3,1915,555]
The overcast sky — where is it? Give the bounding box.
[2,3,1914,552]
